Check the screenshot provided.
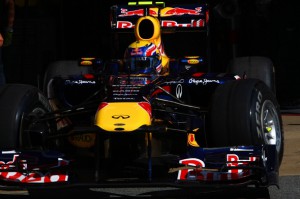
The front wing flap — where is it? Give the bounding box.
[0,150,70,184]
[0,145,278,187]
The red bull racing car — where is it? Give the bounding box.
[0,0,283,193]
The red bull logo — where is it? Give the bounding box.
[116,19,205,29]
[118,6,203,17]
[161,19,205,27]
[0,154,69,183]
[175,154,257,181]
[119,8,145,17]
[161,7,202,16]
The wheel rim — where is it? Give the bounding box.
[20,107,52,149]
[261,100,282,152]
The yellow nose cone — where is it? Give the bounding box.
[95,102,151,132]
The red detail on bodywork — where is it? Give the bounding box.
[226,154,257,174]
[190,134,195,142]
[117,21,134,28]
[118,7,203,17]
[0,154,69,183]
[0,171,68,183]
[192,72,205,77]
[151,86,171,97]
[98,102,108,111]
[83,74,94,79]
[161,20,176,27]
[164,7,202,16]
[117,20,205,29]
[191,19,205,27]
[0,154,24,170]
[161,20,204,28]
[206,10,209,24]
[178,154,257,181]
[119,8,144,17]
[178,158,205,180]
[138,101,152,118]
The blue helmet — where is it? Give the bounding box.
[124,41,162,74]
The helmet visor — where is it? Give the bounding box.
[125,56,159,74]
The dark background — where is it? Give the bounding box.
[3,0,300,107]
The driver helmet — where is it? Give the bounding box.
[124,40,162,74]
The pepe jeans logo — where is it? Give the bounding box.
[112,115,130,119]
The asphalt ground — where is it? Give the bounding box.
[278,114,300,176]
[268,114,300,199]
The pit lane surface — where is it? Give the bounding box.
[1,114,300,199]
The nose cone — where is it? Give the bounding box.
[95,102,151,132]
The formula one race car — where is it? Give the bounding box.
[0,0,283,193]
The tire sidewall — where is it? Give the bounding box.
[249,80,275,145]
[249,80,284,163]
[0,84,53,149]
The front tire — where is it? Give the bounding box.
[0,84,55,150]
[209,79,284,165]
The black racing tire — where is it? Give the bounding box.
[0,84,55,150]
[228,56,276,95]
[209,79,284,165]
[43,60,94,94]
